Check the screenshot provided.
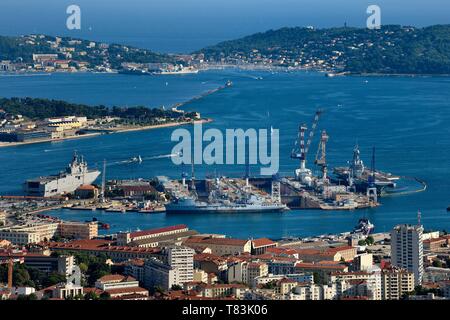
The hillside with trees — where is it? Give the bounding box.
[198,25,450,74]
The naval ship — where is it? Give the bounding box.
[333,145,399,192]
[24,153,100,197]
[165,195,288,214]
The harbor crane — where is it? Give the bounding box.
[291,109,322,185]
[315,130,329,184]
[367,147,378,203]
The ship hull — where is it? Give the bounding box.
[24,170,100,197]
[165,203,287,214]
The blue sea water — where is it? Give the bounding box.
[0,70,449,239]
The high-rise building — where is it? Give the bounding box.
[163,246,195,284]
[391,224,424,285]
[144,246,195,291]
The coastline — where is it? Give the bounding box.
[4,66,450,78]
[0,119,212,149]
[0,132,102,148]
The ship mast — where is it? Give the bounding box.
[190,154,197,198]
[100,159,106,203]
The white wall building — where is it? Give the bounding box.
[391,224,424,285]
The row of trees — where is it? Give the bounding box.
[0,97,194,122]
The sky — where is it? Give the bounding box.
[0,0,449,52]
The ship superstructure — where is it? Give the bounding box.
[333,145,399,192]
[162,175,288,214]
[24,153,100,197]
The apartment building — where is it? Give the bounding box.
[381,266,415,300]
[391,224,424,285]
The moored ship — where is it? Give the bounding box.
[165,195,288,214]
[24,153,100,197]
[352,218,375,235]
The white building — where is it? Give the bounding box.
[144,257,179,291]
[163,246,194,284]
[391,224,424,285]
[144,246,195,291]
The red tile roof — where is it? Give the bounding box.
[42,240,162,254]
[266,247,298,256]
[77,184,97,191]
[97,274,136,283]
[105,286,148,295]
[252,238,276,248]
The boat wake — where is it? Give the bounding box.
[106,153,180,166]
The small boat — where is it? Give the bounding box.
[352,218,374,235]
[99,222,110,230]
[126,155,143,164]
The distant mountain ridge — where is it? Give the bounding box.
[198,24,450,74]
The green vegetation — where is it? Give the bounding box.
[51,251,111,286]
[199,25,450,74]
[0,97,198,123]
[0,263,66,289]
[358,236,375,246]
[0,34,175,67]
[402,285,441,299]
[16,293,38,300]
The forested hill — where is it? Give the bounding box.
[0,34,175,68]
[198,25,450,74]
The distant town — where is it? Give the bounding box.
[0,34,209,75]
[1,24,450,76]
[1,210,450,300]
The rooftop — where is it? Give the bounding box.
[252,238,276,248]
[129,224,188,238]
[185,236,250,246]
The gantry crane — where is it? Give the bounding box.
[315,130,329,184]
[291,109,322,184]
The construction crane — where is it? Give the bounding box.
[291,109,322,184]
[0,249,22,289]
[315,130,329,183]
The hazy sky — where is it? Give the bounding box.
[1,0,448,52]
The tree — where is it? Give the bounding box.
[16,293,38,301]
[99,292,111,300]
[171,284,183,291]
[79,263,88,274]
[154,286,165,295]
[43,272,66,288]
[358,240,367,246]
[432,260,443,268]
[366,236,375,245]
[84,291,99,300]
